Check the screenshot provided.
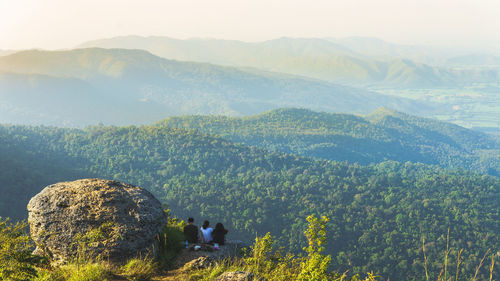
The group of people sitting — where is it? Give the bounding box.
[183,217,229,246]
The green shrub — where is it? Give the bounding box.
[187,215,379,281]
[156,209,185,267]
[0,217,45,281]
[246,232,276,274]
[32,262,112,281]
[297,215,331,281]
[61,263,112,281]
[33,268,65,281]
[119,257,157,281]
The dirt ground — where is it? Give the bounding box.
[153,241,246,281]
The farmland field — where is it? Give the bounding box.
[373,83,500,135]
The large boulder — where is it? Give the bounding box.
[27,178,166,265]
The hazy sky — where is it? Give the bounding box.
[1,0,500,50]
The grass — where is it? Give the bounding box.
[185,225,497,281]
[187,259,245,281]
[185,216,379,281]
[156,211,186,268]
[29,229,495,281]
[3,215,497,281]
[119,257,157,281]
[34,262,113,281]
[422,228,496,281]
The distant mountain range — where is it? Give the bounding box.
[446,54,500,66]
[0,50,17,57]
[0,48,437,126]
[78,36,500,87]
[326,37,460,64]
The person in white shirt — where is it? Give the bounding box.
[200,220,214,243]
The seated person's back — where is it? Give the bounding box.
[212,222,229,245]
[183,217,198,243]
[200,220,213,243]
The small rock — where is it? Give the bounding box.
[172,241,248,269]
[183,256,215,270]
[215,271,254,281]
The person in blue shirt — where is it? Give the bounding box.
[200,220,213,243]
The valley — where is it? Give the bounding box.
[373,83,500,135]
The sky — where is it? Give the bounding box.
[1,0,500,50]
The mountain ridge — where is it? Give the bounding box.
[77,36,500,88]
[0,48,438,126]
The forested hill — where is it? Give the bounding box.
[158,108,500,176]
[0,123,499,280]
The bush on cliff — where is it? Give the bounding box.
[0,218,45,281]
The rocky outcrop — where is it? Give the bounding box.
[27,178,166,265]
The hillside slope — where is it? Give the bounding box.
[0,48,436,126]
[0,123,498,280]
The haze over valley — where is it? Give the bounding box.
[0,47,437,126]
[77,36,500,134]
[1,36,498,134]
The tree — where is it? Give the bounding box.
[297,215,331,281]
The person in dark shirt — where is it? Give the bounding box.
[183,217,198,243]
[212,222,229,245]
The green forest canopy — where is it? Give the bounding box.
[158,108,499,175]
[0,117,498,280]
